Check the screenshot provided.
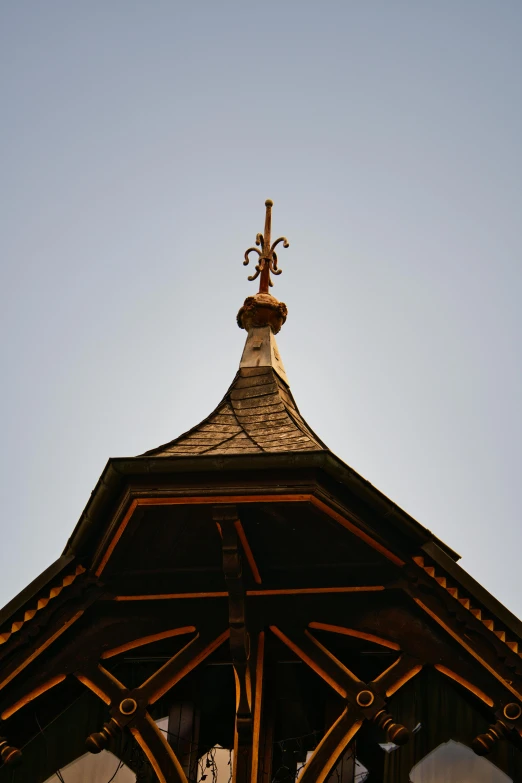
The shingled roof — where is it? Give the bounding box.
[144,324,327,456]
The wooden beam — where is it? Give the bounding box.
[140,629,230,704]
[269,626,349,699]
[370,655,423,698]
[0,610,83,692]
[1,674,66,720]
[251,632,265,783]
[235,519,262,585]
[413,596,522,701]
[434,664,494,707]
[94,493,404,576]
[130,712,188,783]
[75,663,126,705]
[298,708,362,783]
[115,592,228,600]
[101,626,196,659]
[114,586,384,601]
[308,622,400,650]
[95,499,138,576]
[214,505,253,783]
[309,497,404,566]
[269,625,409,746]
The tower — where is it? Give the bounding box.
[0,202,521,782]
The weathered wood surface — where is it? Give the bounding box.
[145,365,326,457]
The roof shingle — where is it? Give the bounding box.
[144,326,326,457]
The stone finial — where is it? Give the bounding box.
[237,292,288,334]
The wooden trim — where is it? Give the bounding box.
[249,586,384,596]
[115,586,384,601]
[259,666,275,783]
[115,592,228,601]
[130,712,188,783]
[315,716,362,783]
[235,520,262,585]
[1,674,66,720]
[251,633,265,783]
[232,711,239,783]
[309,497,404,566]
[95,500,138,576]
[233,667,241,711]
[304,630,363,687]
[96,493,403,576]
[308,622,400,650]
[414,598,522,701]
[75,665,126,705]
[370,655,422,698]
[269,626,347,698]
[383,665,423,697]
[143,630,230,703]
[75,673,111,705]
[299,708,362,783]
[101,626,196,659]
[0,611,83,692]
[130,726,167,783]
[434,664,494,707]
[137,495,312,506]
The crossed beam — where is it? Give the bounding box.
[269,625,419,783]
[76,625,228,783]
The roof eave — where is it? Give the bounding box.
[64,449,458,562]
[422,540,522,643]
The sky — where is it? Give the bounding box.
[1,2,521,619]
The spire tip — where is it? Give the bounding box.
[242,200,289,293]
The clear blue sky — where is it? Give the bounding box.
[1,2,521,617]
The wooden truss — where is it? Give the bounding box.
[0,500,521,782]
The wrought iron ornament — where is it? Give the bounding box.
[243,199,289,293]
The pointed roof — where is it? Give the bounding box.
[145,199,326,458]
[1,201,522,772]
[145,325,327,456]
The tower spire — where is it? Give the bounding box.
[237,200,289,334]
[243,199,289,293]
[145,198,326,457]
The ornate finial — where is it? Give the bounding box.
[243,199,289,293]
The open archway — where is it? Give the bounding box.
[44,750,135,783]
[409,740,512,783]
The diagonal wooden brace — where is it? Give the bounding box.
[271,625,410,746]
[298,708,362,783]
[76,625,229,781]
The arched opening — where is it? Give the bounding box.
[197,745,233,783]
[409,739,512,783]
[382,668,521,782]
[44,750,135,783]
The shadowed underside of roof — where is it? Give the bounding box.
[144,326,327,457]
